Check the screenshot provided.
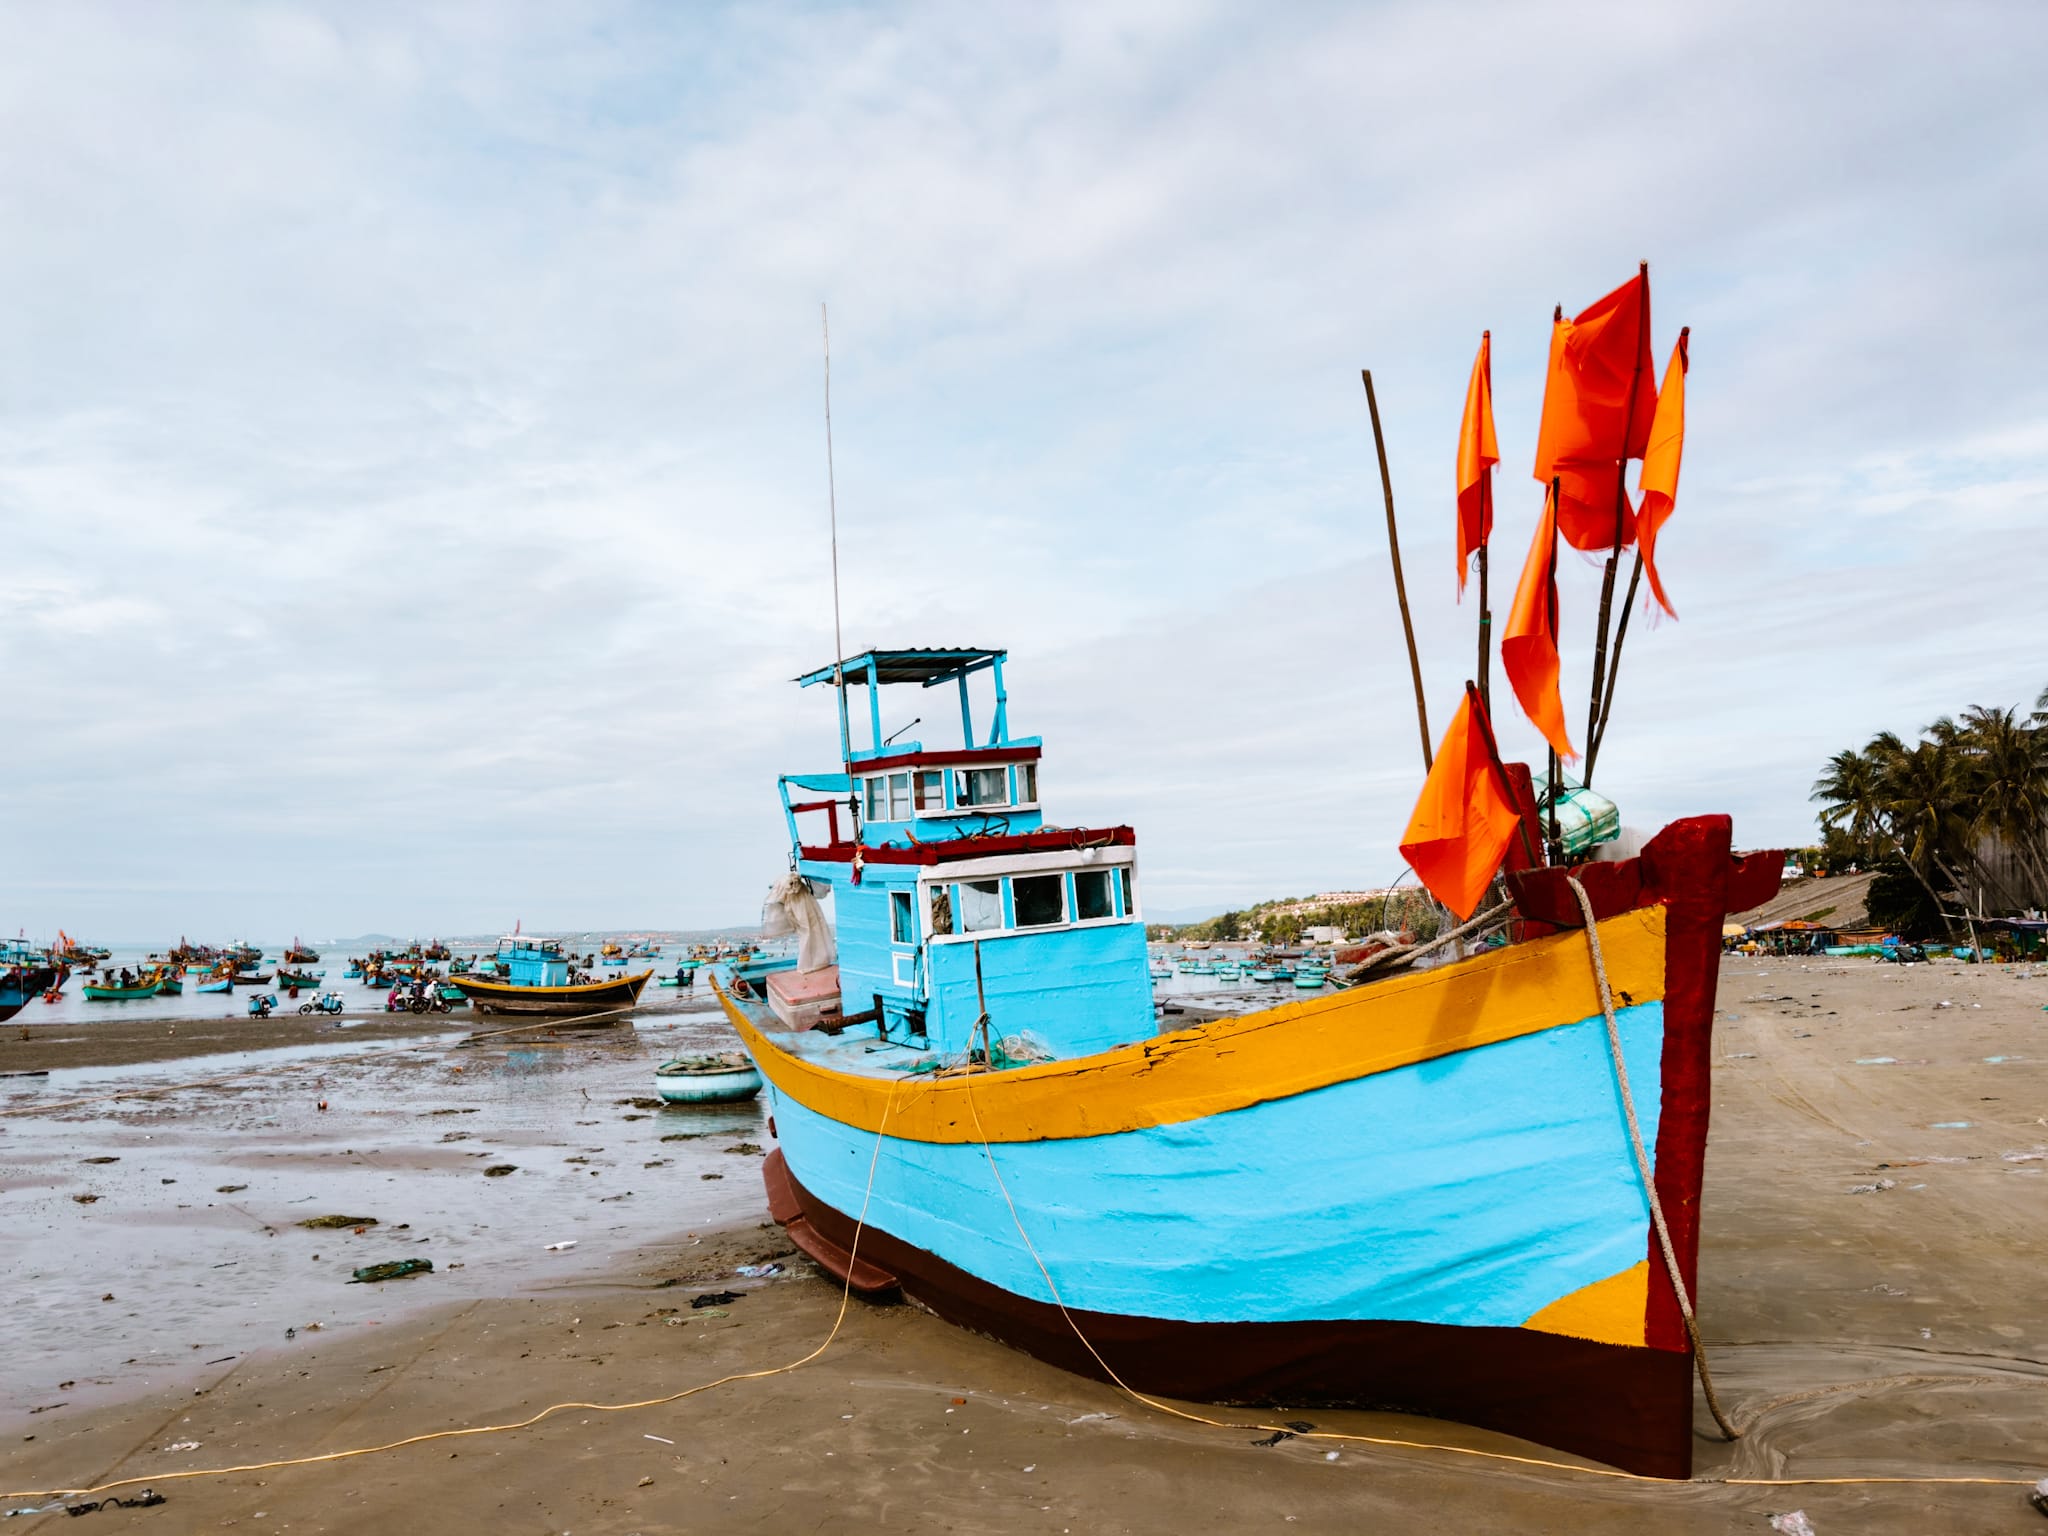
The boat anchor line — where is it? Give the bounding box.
[1564,874,1739,1442]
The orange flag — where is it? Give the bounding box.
[1501,485,1576,760]
[1399,687,1523,921]
[1455,332,1497,597]
[1533,269,1656,553]
[1636,329,1688,618]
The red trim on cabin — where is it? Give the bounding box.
[853,744,1044,772]
[799,825,1135,866]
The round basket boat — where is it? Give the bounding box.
[654,1053,764,1105]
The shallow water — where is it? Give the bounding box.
[0,999,767,1428]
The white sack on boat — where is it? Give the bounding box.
[762,870,836,974]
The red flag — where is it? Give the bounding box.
[1501,485,1576,760]
[1455,332,1498,596]
[1399,688,1524,921]
[1533,270,1656,553]
[1636,329,1688,618]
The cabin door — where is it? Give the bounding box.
[888,889,920,993]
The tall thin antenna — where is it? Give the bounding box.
[822,303,846,682]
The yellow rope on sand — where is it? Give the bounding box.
[2,1084,902,1503]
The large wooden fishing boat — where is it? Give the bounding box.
[447,936,651,1018]
[716,646,1776,1479]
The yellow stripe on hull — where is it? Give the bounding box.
[1522,1260,1650,1347]
[719,905,1668,1145]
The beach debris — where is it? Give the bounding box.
[1767,1514,1816,1536]
[1855,1057,1897,1065]
[297,1215,378,1230]
[2030,1476,2048,1518]
[482,1165,517,1177]
[724,1142,765,1156]
[216,1185,248,1193]
[71,1194,99,1205]
[637,1476,654,1487]
[1845,1179,1896,1194]
[2003,1149,2048,1163]
[616,1097,665,1111]
[700,1173,723,1180]
[1931,1121,1972,1130]
[348,1259,433,1284]
[691,1290,742,1308]
[734,1263,784,1278]
[545,1241,578,1252]
[82,1156,118,1165]
[61,1489,165,1517]
[644,1434,675,1445]
[162,1441,201,1452]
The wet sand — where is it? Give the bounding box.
[3,957,2045,1532]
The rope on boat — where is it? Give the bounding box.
[1563,874,1741,1442]
[0,1081,904,1504]
[1337,898,1514,983]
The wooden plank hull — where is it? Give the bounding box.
[727,816,1778,1478]
[448,969,651,1018]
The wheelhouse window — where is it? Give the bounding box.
[1011,873,1065,928]
[890,890,915,944]
[887,772,912,820]
[1073,868,1113,921]
[863,772,914,820]
[1017,761,1038,804]
[928,886,954,936]
[863,776,884,821]
[955,766,1010,808]
[960,880,1004,933]
[1119,866,1134,918]
[914,770,945,812]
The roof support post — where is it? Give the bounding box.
[866,657,884,754]
[957,673,974,748]
[989,655,1009,746]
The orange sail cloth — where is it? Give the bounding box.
[1533,270,1657,553]
[1398,689,1524,921]
[1501,486,1576,760]
[1635,329,1689,619]
[1455,332,1498,596]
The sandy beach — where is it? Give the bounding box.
[4,956,2045,1533]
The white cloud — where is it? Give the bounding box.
[1,0,2044,934]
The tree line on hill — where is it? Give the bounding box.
[1810,686,2048,937]
[1156,889,1444,946]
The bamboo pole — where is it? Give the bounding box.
[1582,262,1650,786]
[1361,369,1432,772]
[1585,549,1643,780]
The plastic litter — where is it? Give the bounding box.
[482,1165,517,1177]
[297,1215,378,1230]
[691,1290,742,1308]
[1845,1179,1896,1195]
[1767,1514,1816,1536]
[544,1241,577,1251]
[348,1258,434,1284]
[61,1488,166,1517]
[734,1263,784,1278]
[2030,1476,2048,1518]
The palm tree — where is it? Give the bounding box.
[1956,705,2048,908]
[1810,746,1884,861]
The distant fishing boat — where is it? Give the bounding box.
[718,646,1780,1479]
[653,1054,763,1105]
[284,940,320,964]
[446,937,651,1018]
[231,969,272,987]
[154,973,185,996]
[275,968,324,990]
[83,976,165,1001]
[1,941,61,1023]
[195,974,233,995]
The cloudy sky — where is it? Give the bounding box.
[3,1,2044,939]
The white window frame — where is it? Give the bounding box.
[917,848,1138,944]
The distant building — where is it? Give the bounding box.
[1303,925,1345,944]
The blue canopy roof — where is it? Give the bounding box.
[795,648,1003,688]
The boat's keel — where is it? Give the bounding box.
[762,1148,1698,1479]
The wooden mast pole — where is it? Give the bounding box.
[1362,369,1432,772]
[1582,261,1649,788]
[1475,332,1493,715]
